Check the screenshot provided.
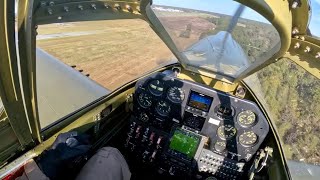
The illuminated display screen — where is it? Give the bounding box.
[188,91,213,112]
[169,130,199,158]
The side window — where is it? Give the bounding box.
[36,19,174,128]
[245,59,320,179]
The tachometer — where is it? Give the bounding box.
[237,110,256,127]
[239,131,258,146]
[148,79,164,96]
[156,101,171,116]
[217,124,237,140]
[138,93,152,108]
[167,87,185,103]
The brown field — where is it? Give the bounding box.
[37,19,175,90]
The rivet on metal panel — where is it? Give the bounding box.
[91,4,97,10]
[104,3,110,8]
[304,46,311,53]
[292,27,299,35]
[47,8,53,15]
[315,52,320,59]
[78,5,84,10]
[49,1,55,6]
[58,16,62,20]
[294,42,300,49]
[64,6,69,12]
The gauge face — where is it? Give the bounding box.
[237,110,256,127]
[138,93,152,108]
[167,87,185,103]
[217,124,237,140]
[156,101,171,116]
[216,104,233,119]
[184,116,201,130]
[148,79,164,96]
[139,113,149,122]
[214,141,226,152]
[239,131,258,146]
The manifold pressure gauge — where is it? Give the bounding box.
[237,110,256,127]
[239,131,258,147]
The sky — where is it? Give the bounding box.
[153,0,270,23]
[310,0,320,37]
[154,0,320,37]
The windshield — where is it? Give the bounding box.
[309,0,320,38]
[151,0,281,78]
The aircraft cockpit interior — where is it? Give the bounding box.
[116,70,271,179]
[1,0,320,180]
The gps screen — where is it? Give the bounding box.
[169,130,200,158]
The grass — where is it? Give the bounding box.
[37,19,175,90]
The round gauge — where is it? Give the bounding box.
[148,79,164,96]
[167,87,185,103]
[184,116,201,130]
[214,141,226,152]
[138,93,152,108]
[217,124,237,140]
[156,101,171,116]
[237,110,257,127]
[239,131,258,146]
[216,104,233,119]
[139,113,149,122]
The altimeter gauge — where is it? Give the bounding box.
[217,124,237,140]
[239,131,258,147]
[237,110,257,127]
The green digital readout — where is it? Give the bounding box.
[169,130,200,158]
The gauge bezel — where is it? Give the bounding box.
[167,86,185,103]
[155,101,171,116]
[238,131,259,147]
[148,79,165,96]
[137,92,153,108]
[237,110,257,127]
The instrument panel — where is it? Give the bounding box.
[128,72,269,179]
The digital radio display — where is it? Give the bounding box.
[188,91,213,112]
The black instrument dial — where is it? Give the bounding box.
[167,87,185,103]
[148,79,164,96]
[216,104,233,119]
[138,93,152,108]
[156,101,171,116]
[239,131,258,146]
[217,124,237,140]
[237,110,256,127]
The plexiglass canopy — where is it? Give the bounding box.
[151,0,281,79]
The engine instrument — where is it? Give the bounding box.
[237,110,256,127]
[217,124,237,140]
[239,131,258,146]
